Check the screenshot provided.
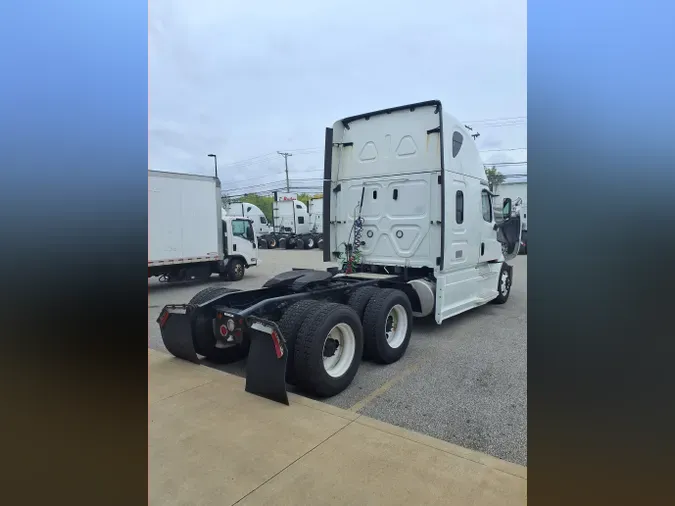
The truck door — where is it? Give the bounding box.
[495,198,522,260]
[230,219,257,264]
[479,189,503,263]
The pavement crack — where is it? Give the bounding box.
[230,416,361,506]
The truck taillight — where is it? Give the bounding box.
[158,311,170,328]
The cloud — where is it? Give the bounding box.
[149,0,526,188]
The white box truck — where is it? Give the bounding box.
[157,100,521,405]
[149,170,259,282]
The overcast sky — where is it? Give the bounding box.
[149,0,527,194]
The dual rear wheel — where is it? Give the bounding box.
[280,287,412,397]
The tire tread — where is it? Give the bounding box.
[362,288,413,364]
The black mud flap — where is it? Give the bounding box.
[245,318,289,406]
[157,305,200,364]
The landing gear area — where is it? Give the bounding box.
[258,233,322,250]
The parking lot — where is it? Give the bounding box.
[148,250,527,466]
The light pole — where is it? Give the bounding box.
[207,153,218,178]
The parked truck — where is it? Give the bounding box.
[149,170,259,282]
[270,192,319,249]
[308,196,324,249]
[223,201,275,247]
[157,100,521,405]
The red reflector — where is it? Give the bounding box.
[270,330,283,359]
[158,311,170,328]
[219,325,228,337]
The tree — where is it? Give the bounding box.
[485,166,505,192]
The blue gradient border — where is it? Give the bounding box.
[0,0,674,504]
[529,1,674,504]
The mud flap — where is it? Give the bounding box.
[157,305,200,364]
[245,318,289,405]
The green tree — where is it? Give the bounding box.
[485,166,505,192]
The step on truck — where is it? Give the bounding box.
[157,100,522,405]
[149,170,259,283]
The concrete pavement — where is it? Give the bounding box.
[149,251,528,465]
[149,349,527,505]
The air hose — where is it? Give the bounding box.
[342,187,366,274]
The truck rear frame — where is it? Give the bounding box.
[157,268,425,405]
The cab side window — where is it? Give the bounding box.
[481,190,492,222]
[232,219,252,239]
[455,190,464,224]
[452,131,463,158]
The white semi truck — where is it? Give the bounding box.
[223,201,273,237]
[308,197,324,248]
[157,100,521,405]
[149,170,259,282]
[270,192,321,249]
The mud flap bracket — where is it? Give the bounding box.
[245,318,289,406]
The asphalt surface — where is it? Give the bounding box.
[148,249,527,465]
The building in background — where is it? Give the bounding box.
[494,180,527,205]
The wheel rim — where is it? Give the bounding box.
[235,264,244,277]
[385,304,408,349]
[322,323,356,378]
[270,239,276,247]
[500,271,510,296]
[307,238,314,248]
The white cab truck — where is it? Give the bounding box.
[270,192,320,249]
[157,100,521,405]
[149,170,259,282]
[223,201,273,237]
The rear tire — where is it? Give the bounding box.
[259,239,268,249]
[268,236,278,249]
[294,302,363,397]
[278,237,287,249]
[347,286,379,321]
[295,238,304,250]
[362,289,413,364]
[277,300,323,383]
[189,286,236,305]
[305,236,315,249]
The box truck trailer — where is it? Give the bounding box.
[157,100,521,405]
[149,170,259,282]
